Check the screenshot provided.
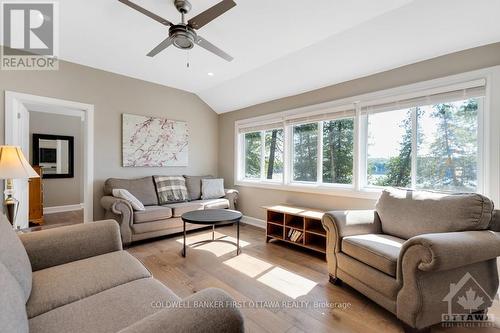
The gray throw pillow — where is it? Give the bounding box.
[183,175,213,201]
[153,176,189,204]
[201,178,225,199]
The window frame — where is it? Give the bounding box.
[234,67,499,202]
[240,128,285,184]
[360,99,483,192]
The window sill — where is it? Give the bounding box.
[234,180,381,200]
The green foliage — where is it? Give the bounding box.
[368,99,478,191]
[322,119,354,184]
[265,129,284,180]
[371,110,414,187]
[293,123,318,182]
[417,99,478,191]
[244,132,261,178]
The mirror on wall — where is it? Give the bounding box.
[32,134,74,178]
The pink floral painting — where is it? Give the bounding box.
[122,114,188,167]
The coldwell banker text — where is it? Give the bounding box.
[1,2,59,70]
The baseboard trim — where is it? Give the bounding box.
[241,215,266,229]
[44,203,84,215]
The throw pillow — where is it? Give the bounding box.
[154,176,189,204]
[183,175,214,201]
[201,178,225,199]
[112,189,145,211]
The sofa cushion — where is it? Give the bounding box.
[0,262,29,333]
[200,198,230,210]
[27,251,151,318]
[29,278,180,333]
[184,175,213,201]
[154,175,189,204]
[376,188,494,239]
[134,206,173,224]
[342,234,405,277]
[0,218,32,302]
[163,201,204,217]
[104,177,158,206]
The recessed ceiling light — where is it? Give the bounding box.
[207,72,214,76]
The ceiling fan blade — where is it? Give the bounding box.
[196,36,233,62]
[188,0,236,30]
[147,36,174,57]
[118,0,173,26]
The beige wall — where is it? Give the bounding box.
[218,42,500,221]
[28,112,83,207]
[0,58,218,220]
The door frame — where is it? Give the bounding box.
[4,91,94,226]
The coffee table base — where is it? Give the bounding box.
[182,221,240,257]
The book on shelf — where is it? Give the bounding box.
[288,229,303,243]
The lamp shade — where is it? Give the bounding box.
[0,146,39,179]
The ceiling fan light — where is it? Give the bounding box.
[173,36,193,49]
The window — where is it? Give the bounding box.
[365,96,482,191]
[292,123,318,182]
[264,129,284,181]
[416,99,479,192]
[289,118,355,184]
[367,109,412,187]
[244,132,261,179]
[236,77,490,198]
[242,128,284,181]
[323,118,354,184]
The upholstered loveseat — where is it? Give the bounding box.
[322,188,500,330]
[0,218,244,333]
[101,176,238,245]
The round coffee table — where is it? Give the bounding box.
[181,209,242,257]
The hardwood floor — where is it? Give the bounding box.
[126,224,500,333]
[41,209,83,227]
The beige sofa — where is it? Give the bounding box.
[0,219,244,333]
[322,188,500,330]
[101,176,239,245]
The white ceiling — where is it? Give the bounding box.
[59,0,500,113]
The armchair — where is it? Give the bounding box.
[322,188,500,330]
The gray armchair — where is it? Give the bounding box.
[0,218,244,333]
[322,188,500,330]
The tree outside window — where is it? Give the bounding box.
[292,123,318,182]
[322,118,354,184]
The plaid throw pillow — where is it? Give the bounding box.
[153,176,189,204]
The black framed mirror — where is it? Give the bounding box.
[32,134,74,179]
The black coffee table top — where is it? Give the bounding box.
[181,209,242,225]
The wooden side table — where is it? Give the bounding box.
[263,204,326,254]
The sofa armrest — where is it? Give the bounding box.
[322,210,381,251]
[224,189,239,210]
[322,210,381,279]
[398,230,500,275]
[19,220,122,271]
[101,195,134,245]
[119,288,244,333]
[101,195,133,215]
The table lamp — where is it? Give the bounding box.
[0,146,40,228]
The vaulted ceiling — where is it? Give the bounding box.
[60,0,500,113]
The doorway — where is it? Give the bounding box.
[4,91,94,228]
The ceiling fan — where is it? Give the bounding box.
[118,0,236,61]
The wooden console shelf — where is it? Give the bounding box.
[263,204,326,255]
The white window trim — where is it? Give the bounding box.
[234,66,500,204]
